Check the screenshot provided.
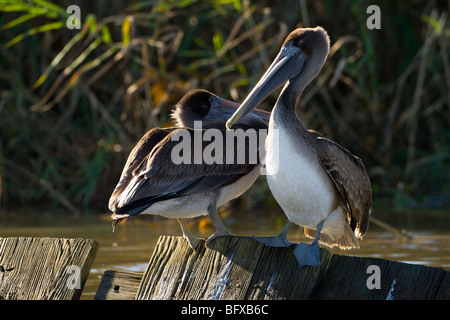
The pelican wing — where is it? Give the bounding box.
[108,127,173,210]
[313,133,372,238]
[110,127,260,216]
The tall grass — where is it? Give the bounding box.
[0,0,449,214]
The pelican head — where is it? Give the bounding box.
[171,89,270,129]
[226,27,330,129]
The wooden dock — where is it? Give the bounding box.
[0,237,98,300]
[0,235,448,300]
[95,235,450,300]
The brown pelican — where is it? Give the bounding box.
[109,89,270,248]
[226,27,372,267]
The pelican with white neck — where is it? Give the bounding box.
[226,27,372,267]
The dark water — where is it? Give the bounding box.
[0,205,449,300]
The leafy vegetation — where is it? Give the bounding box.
[0,0,449,214]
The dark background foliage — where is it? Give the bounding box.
[1,0,449,215]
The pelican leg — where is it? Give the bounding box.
[177,218,201,249]
[293,220,324,268]
[205,204,235,246]
[252,220,294,247]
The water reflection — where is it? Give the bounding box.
[0,206,449,300]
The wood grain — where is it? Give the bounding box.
[0,237,98,300]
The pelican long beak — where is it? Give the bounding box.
[226,44,306,129]
[210,97,271,122]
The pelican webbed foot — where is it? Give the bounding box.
[293,220,324,268]
[252,220,293,247]
[251,235,293,247]
[293,242,321,267]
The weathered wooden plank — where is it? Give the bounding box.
[245,247,331,299]
[136,235,334,300]
[435,271,450,300]
[136,236,265,300]
[313,255,390,299]
[179,236,264,300]
[0,237,98,300]
[115,235,450,300]
[137,236,207,299]
[95,270,142,300]
[314,255,448,300]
